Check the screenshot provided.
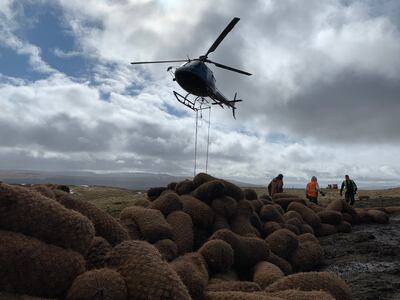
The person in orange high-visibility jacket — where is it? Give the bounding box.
[306,176,324,204]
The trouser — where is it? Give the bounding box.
[345,192,355,205]
[306,195,318,204]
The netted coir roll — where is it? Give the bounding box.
[120,206,172,243]
[211,196,237,218]
[283,210,305,223]
[265,271,352,300]
[85,236,113,270]
[166,211,194,255]
[175,179,195,195]
[300,223,314,235]
[107,240,190,300]
[317,210,343,225]
[367,209,389,224]
[336,221,352,233]
[192,173,244,201]
[66,268,127,300]
[282,222,301,235]
[212,214,231,232]
[0,183,94,255]
[181,195,215,229]
[259,205,284,223]
[210,229,270,269]
[265,228,299,259]
[147,187,167,201]
[198,239,234,274]
[287,202,321,230]
[191,180,226,205]
[244,189,258,200]
[252,261,285,289]
[315,223,338,237]
[149,192,183,217]
[205,291,282,300]
[250,199,264,213]
[288,241,323,272]
[273,198,307,211]
[206,281,261,292]
[0,292,56,300]
[154,239,178,262]
[266,252,293,275]
[0,230,85,298]
[307,202,326,214]
[53,190,129,246]
[263,222,282,236]
[297,233,319,244]
[171,253,209,300]
[266,289,335,300]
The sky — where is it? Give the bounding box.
[0,0,399,187]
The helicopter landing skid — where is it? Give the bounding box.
[173,91,210,111]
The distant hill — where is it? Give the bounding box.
[0,170,259,190]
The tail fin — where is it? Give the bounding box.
[230,93,242,119]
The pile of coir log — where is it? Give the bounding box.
[0,174,393,299]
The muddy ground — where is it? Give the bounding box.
[318,197,400,300]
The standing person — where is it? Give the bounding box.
[268,174,284,196]
[340,175,358,205]
[306,176,325,204]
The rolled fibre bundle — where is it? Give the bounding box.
[85,236,113,270]
[192,180,226,205]
[283,210,304,223]
[230,215,260,237]
[212,214,231,232]
[244,188,258,200]
[297,233,319,244]
[282,223,300,235]
[210,229,270,269]
[317,210,343,225]
[147,187,167,201]
[30,185,57,199]
[266,252,293,275]
[120,206,172,243]
[205,291,282,300]
[154,239,178,262]
[109,240,191,300]
[285,217,303,232]
[263,222,282,236]
[315,223,338,237]
[266,289,335,300]
[250,212,264,235]
[192,173,244,201]
[252,261,285,289]
[288,241,322,272]
[198,239,234,274]
[273,204,285,215]
[367,209,389,224]
[0,292,56,300]
[273,198,307,211]
[236,200,255,217]
[66,268,127,300]
[272,193,299,199]
[287,202,321,230]
[306,202,326,214]
[170,253,209,300]
[0,183,94,255]
[325,199,343,212]
[149,191,183,217]
[53,190,129,247]
[265,229,299,259]
[175,179,195,195]
[212,196,237,217]
[265,271,352,300]
[355,208,373,223]
[336,221,352,233]
[167,211,194,255]
[0,230,85,298]
[181,195,215,229]
[206,281,261,292]
[250,199,264,213]
[119,216,142,240]
[259,205,284,223]
[300,224,314,235]
[342,212,354,224]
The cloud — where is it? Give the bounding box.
[0,0,400,186]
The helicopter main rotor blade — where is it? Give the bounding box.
[130,59,188,65]
[205,17,240,57]
[207,59,252,76]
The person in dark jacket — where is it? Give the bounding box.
[268,174,284,196]
[340,175,358,205]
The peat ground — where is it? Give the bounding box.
[318,197,400,300]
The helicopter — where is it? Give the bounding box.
[130,17,251,118]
